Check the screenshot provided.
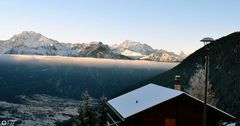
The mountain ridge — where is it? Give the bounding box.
[0,31,186,62]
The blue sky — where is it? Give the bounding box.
[0,0,239,54]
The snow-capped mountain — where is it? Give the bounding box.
[179,51,187,59]
[72,42,130,59]
[112,40,154,55]
[1,31,72,56]
[140,49,182,62]
[1,31,128,59]
[112,40,185,62]
[120,50,145,59]
[0,31,186,62]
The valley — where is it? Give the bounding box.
[0,54,177,101]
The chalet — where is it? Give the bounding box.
[106,83,236,126]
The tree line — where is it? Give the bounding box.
[58,91,109,126]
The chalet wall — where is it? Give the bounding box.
[121,95,218,126]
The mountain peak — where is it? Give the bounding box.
[9,31,54,43]
[115,40,154,55]
[123,40,141,44]
[21,31,39,35]
[179,51,187,58]
[10,31,45,42]
[15,31,41,37]
[122,40,150,47]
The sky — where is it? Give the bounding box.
[0,0,239,54]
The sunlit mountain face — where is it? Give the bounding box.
[0,54,177,102]
[0,31,186,62]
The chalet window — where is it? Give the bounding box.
[165,118,176,126]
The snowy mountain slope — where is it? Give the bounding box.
[8,31,58,47]
[112,40,185,62]
[5,45,59,55]
[0,31,186,62]
[179,51,187,59]
[120,50,146,59]
[140,49,182,62]
[75,42,130,59]
[112,40,154,55]
[1,31,73,56]
[1,31,128,59]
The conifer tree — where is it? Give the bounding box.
[76,91,97,126]
[97,96,108,126]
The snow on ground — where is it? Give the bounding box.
[227,123,236,126]
[0,94,97,126]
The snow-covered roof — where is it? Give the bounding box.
[107,84,183,119]
[108,83,236,121]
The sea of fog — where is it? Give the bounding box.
[0,54,178,101]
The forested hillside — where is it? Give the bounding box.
[127,32,240,117]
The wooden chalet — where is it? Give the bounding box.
[107,84,236,126]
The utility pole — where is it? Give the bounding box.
[200,37,214,126]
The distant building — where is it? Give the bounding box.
[107,84,236,126]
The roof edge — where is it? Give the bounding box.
[183,93,236,120]
[106,102,125,121]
